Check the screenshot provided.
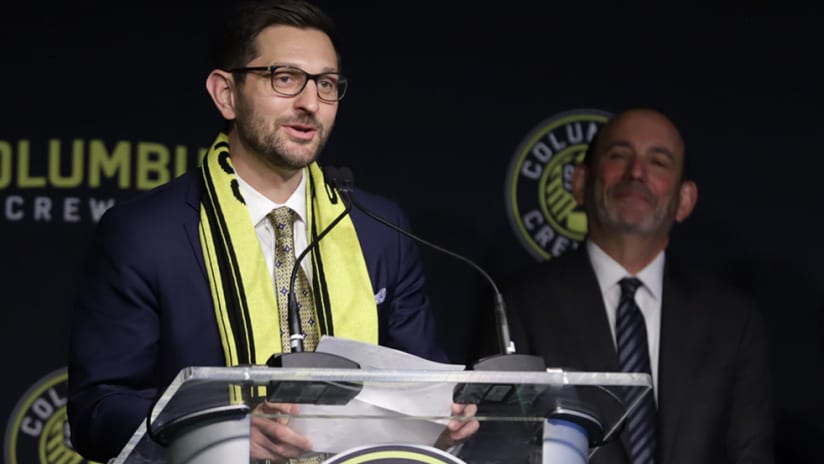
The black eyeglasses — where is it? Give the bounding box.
[229,65,348,102]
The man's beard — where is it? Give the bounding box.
[589,180,679,235]
[235,111,329,171]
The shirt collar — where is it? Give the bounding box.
[586,239,665,300]
[235,170,308,226]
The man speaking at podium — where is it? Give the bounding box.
[504,108,774,464]
[67,1,476,462]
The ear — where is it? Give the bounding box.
[205,70,237,121]
[675,180,698,222]
[571,163,588,206]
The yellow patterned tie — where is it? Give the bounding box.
[269,207,319,352]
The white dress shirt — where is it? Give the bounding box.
[586,240,664,398]
[235,172,312,283]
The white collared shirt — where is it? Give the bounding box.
[236,172,312,283]
[586,240,663,398]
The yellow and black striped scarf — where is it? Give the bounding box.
[199,133,377,367]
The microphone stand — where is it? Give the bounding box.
[330,167,605,449]
[264,167,362,405]
[332,168,545,373]
[285,197,352,353]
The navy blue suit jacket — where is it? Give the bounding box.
[67,169,446,462]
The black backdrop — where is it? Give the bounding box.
[2,3,822,462]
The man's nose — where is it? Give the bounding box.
[625,155,647,180]
[293,80,320,113]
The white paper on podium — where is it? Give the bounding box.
[288,336,466,453]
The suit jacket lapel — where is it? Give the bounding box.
[559,248,621,372]
[183,172,207,278]
[657,266,702,464]
[559,248,629,462]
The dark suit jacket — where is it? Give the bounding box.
[503,246,774,464]
[67,169,446,462]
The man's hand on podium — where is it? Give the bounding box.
[434,402,480,450]
[248,399,478,460]
[250,401,312,462]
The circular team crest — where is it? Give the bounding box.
[505,109,612,260]
[4,368,99,464]
[324,443,466,463]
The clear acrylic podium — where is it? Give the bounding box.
[112,366,651,464]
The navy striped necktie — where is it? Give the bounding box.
[616,277,658,464]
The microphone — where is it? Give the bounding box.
[326,167,546,377]
[327,168,605,448]
[264,166,362,405]
[332,167,519,353]
[286,169,352,353]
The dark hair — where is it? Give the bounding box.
[210,0,340,72]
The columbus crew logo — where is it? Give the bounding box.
[505,109,612,260]
[325,443,465,463]
[4,368,98,464]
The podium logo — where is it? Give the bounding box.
[3,368,98,464]
[505,109,611,260]
[325,443,465,463]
